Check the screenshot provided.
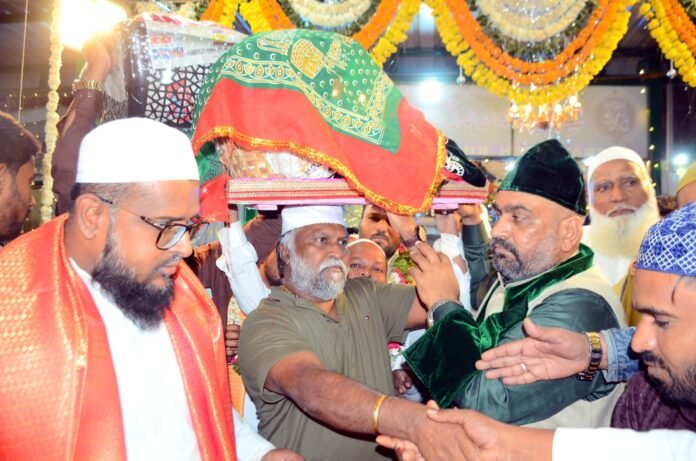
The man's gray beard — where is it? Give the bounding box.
[587,198,660,259]
[491,233,560,282]
[287,250,347,301]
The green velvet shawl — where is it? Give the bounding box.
[403,244,594,408]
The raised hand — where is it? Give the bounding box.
[225,323,241,361]
[384,211,417,241]
[475,318,595,385]
[456,204,483,226]
[392,369,413,396]
[434,210,461,235]
[82,32,114,82]
[408,241,459,308]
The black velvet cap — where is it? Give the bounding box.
[499,139,587,216]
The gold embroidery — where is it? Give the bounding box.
[193,125,448,214]
[219,53,394,146]
[290,39,324,79]
[257,31,293,55]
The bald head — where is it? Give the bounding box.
[346,239,387,283]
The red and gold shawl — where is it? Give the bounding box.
[0,215,237,460]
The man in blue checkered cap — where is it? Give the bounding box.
[610,201,696,430]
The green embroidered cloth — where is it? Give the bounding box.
[403,244,594,408]
[190,29,446,219]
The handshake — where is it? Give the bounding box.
[377,401,553,461]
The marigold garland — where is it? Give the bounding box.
[428,0,635,106]
[201,0,242,28]
[641,0,696,86]
[236,0,419,65]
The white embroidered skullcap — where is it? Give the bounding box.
[347,238,386,255]
[586,146,648,182]
[281,206,345,235]
[76,118,199,183]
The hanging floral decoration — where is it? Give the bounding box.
[218,0,420,66]
[134,1,212,20]
[639,0,696,86]
[427,0,635,130]
[40,0,64,223]
[200,0,240,27]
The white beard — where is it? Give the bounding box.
[587,198,660,259]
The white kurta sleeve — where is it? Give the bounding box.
[216,222,271,314]
[433,233,472,310]
[233,409,275,461]
[553,428,696,461]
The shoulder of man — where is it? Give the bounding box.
[344,277,415,299]
[531,288,622,331]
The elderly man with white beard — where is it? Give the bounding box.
[237,205,483,461]
[583,147,660,324]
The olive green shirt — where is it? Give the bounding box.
[238,278,416,461]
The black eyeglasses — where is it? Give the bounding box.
[97,195,207,250]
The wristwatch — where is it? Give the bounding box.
[577,332,602,381]
[400,225,427,248]
[427,299,464,329]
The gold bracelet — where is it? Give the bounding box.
[372,394,388,434]
[72,79,104,94]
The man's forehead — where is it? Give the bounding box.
[365,204,387,216]
[592,159,647,182]
[350,242,386,258]
[126,180,200,216]
[633,269,686,311]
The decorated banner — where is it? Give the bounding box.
[190,29,447,218]
[640,0,696,86]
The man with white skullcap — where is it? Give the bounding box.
[238,204,481,460]
[0,118,299,461]
[346,238,388,283]
[583,146,660,325]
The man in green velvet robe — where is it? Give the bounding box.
[404,139,627,428]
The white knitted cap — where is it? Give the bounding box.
[76,118,199,184]
[281,206,345,234]
[586,146,647,183]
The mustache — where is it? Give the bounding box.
[491,238,520,259]
[151,256,184,275]
[609,205,636,214]
[640,351,665,368]
[320,257,348,275]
